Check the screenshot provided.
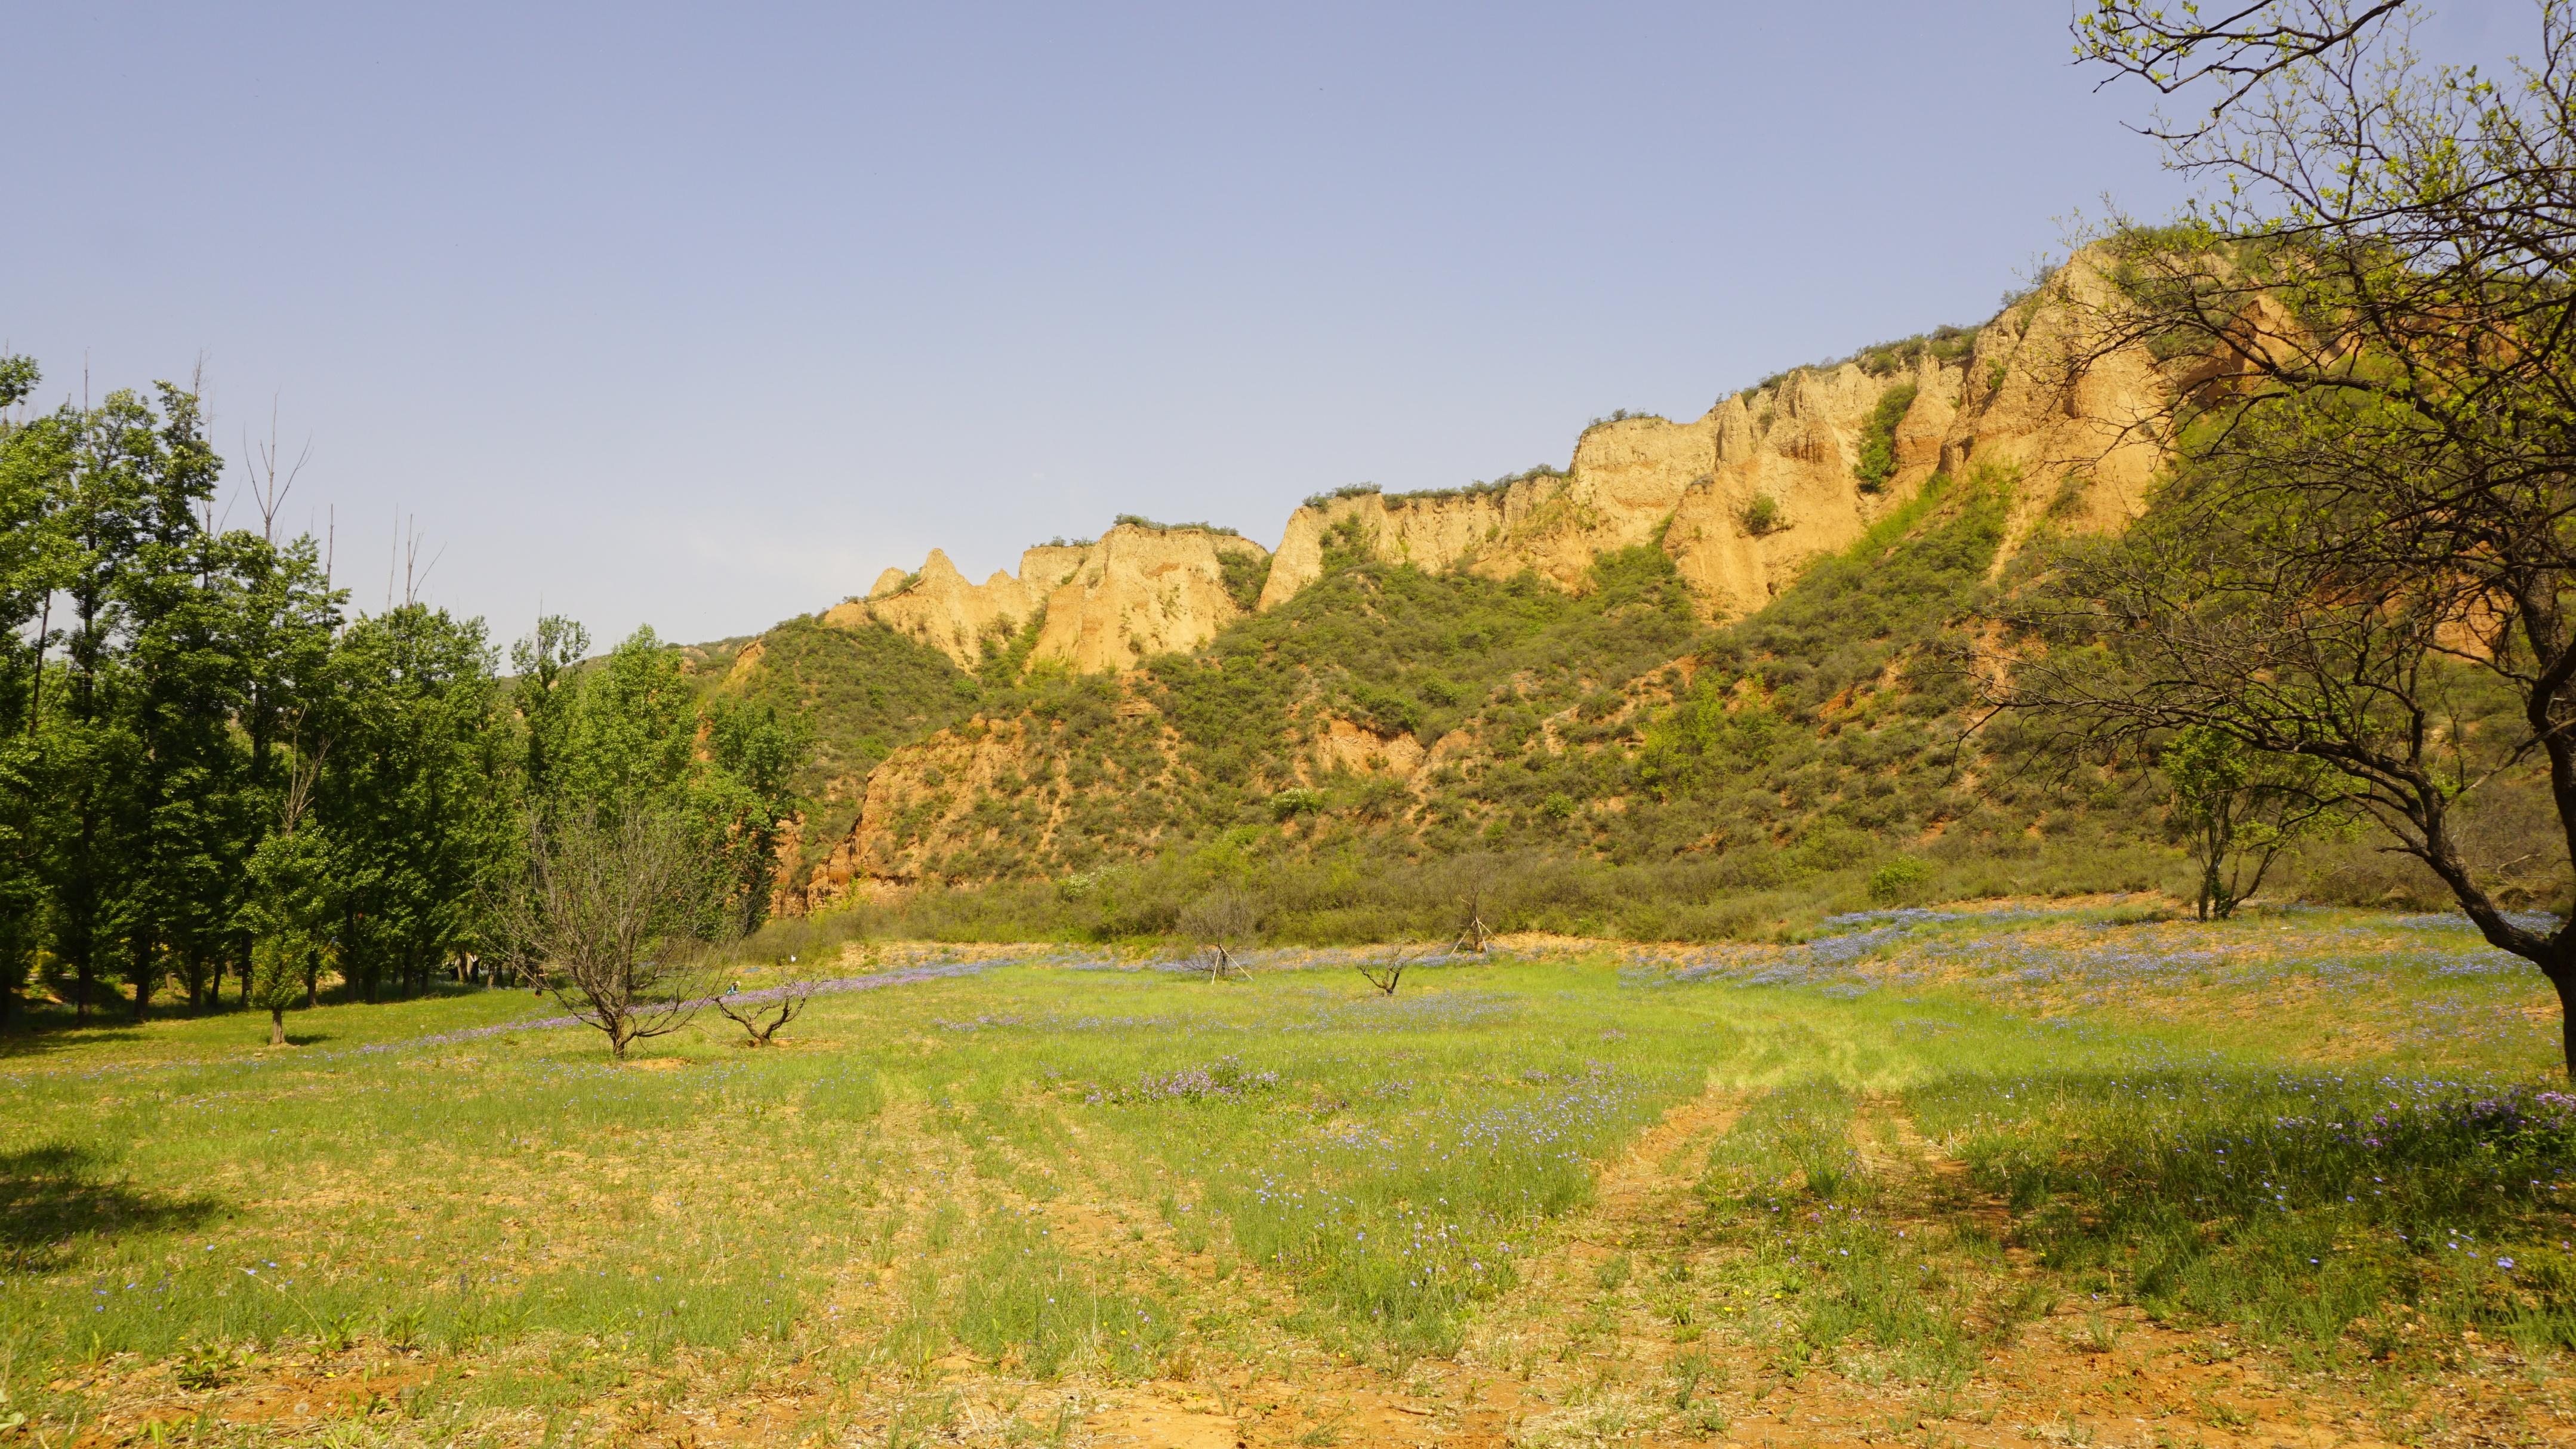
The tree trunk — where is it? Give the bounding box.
[269,1006,286,1047]
[2552,966,2576,1083]
[130,933,153,1023]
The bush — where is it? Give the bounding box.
[1217,550,1271,612]
[1301,483,1383,510]
[1851,382,1917,492]
[1270,788,1326,821]
[1739,495,1785,537]
[1867,856,1930,904]
[1113,514,1241,537]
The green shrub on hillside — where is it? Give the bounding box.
[1386,464,1570,505]
[1113,514,1241,537]
[1301,482,1383,509]
[1850,381,1917,492]
[1217,550,1271,611]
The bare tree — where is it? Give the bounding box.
[716,981,811,1047]
[487,810,733,1059]
[1178,889,1257,983]
[1434,852,1500,953]
[1356,948,1414,996]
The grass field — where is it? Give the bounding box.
[3,901,2572,1447]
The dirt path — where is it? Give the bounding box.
[1079,1075,2576,1449]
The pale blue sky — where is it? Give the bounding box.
[0,2,2513,648]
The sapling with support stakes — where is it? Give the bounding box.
[1455,888,1495,954]
[1178,889,1257,984]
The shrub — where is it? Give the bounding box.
[1270,788,1326,821]
[1217,551,1271,612]
[1739,495,1785,537]
[1866,855,1930,904]
[1113,514,1242,537]
[1851,382,1917,492]
[1301,483,1383,510]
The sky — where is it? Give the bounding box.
[0,1,2519,649]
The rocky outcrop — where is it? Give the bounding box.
[827,523,1269,673]
[1256,254,2171,621]
[1026,525,1268,673]
[794,682,1187,910]
[824,550,1036,666]
[1259,362,1935,622]
[796,717,1043,906]
[1934,257,2169,545]
[834,254,2174,656]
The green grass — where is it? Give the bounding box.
[1,905,2569,1441]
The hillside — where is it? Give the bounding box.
[695,259,2193,933]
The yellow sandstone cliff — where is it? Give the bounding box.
[790,257,2179,907]
[1258,257,2167,621]
[824,522,1269,674]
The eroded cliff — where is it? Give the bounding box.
[1258,257,2166,622]
[827,522,1270,673]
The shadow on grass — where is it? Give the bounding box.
[1906,1068,2576,1351]
[0,1144,223,1272]
[0,1019,147,1059]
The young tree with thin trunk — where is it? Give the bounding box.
[242,746,330,1047]
[2159,725,2347,920]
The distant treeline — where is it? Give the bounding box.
[0,359,805,1026]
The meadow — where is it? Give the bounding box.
[2,901,2571,1447]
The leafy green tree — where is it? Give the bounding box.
[241,760,332,1046]
[558,627,696,821]
[124,524,263,1018]
[509,614,589,816]
[507,626,809,945]
[0,356,56,1029]
[698,695,811,936]
[224,537,344,1003]
[29,383,221,1019]
[320,605,510,1001]
[2159,725,2344,920]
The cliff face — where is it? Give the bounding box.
[1257,258,2167,622]
[834,257,2169,656]
[792,682,1186,908]
[775,257,2183,910]
[825,523,1270,673]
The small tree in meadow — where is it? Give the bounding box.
[241,751,333,1047]
[1356,948,1414,996]
[2160,725,2346,921]
[488,809,732,1059]
[716,981,812,1047]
